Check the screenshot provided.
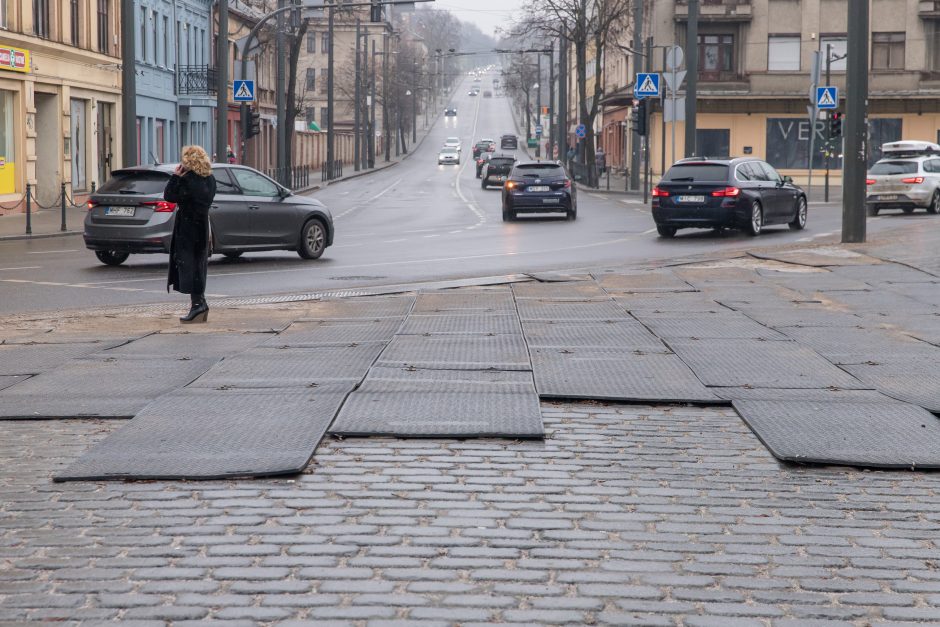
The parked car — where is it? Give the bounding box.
[500,134,518,150]
[84,164,334,265]
[444,107,457,116]
[443,137,462,152]
[867,141,940,215]
[438,147,460,165]
[502,161,577,221]
[481,153,516,189]
[651,157,807,238]
[475,152,492,178]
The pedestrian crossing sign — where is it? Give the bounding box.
[635,73,660,98]
[233,80,255,102]
[816,86,837,109]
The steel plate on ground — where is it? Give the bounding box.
[831,262,935,284]
[189,345,383,388]
[595,271,695,293]
[714,387,885,402]
[841,363,940,413]
[733,399,940,469]
[512,281,608,300]
[298,296,415,320]
[668,338,864,389]
[0,357,217,418]
[525,271,594,282]
[878,283,940,308]
[376,334,530,370]
[516,299,629,322]
[613,292,721,313]
[748,248,882,267]
[399,314,522,335]
[521,321,666,351]
[824,290,936,317]
[530,347,720,403]
[0,375,27,392]
[0,341,125,375]
[780,326,939,364]
[263,319,403,346]
[633,311,786,340]
[755,269,871,293]
[412,290,515,313]
[97,332,266,359]
[732,307,865,328]
[56,386,349,481]
[887,315,940,344]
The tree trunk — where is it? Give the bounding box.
[285,18,309,172]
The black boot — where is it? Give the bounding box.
[181,294,208,324]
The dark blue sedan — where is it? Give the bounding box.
[501,161,577,221]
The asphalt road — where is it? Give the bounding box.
[0,75,930,316]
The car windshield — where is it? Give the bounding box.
[663,164,729,182]
[446,137,459,143]
[441,148,457,154]
[490,158,514,168]
[513,164,566,178]
[98,171,170,194]
[869,161,919,175]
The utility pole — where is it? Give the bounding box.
[370,40,377,168]
[412,57,417,143]
[824,43,832,202]
[383,34,390,163]
[548,44,554,160]
[536,53,541,158]
[275,0,287,184]
[644,36,652,205]
[326,4,335,177]
[216,0,229,164]
[842,0,868,243]
[558,33,567,167]
[630,0,642,190]
[121,0,136,166]
[684,0,698,157]
[354,19,361,171]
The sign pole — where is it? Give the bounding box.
[842,0,869,243]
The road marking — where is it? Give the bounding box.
[26,249,79,254]
[423,234,440,238]
[449,230,463,234]
[0,277,161,294]
[452,92,487,228]
[334,177,403,220]
[642,228,657,235]
[383,239,406,243]
[0,266,41,271]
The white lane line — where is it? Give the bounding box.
[452,92,487,227]
[26,250,79,254]
[0,266,42,271]
[404,228,436,234]
[642,228,657,235]
[813,231,835,238]
[449,230,463,234]
[334,177,403,220]
[0,278,160,293]
[423,234,440,238]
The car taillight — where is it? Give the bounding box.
[711,186,741,197]
[901,177,925,184]
[142,200,177,212]
[86,200,97,210]
[651,187,669,197]
[506,181,517,189]
[866,179,876,185]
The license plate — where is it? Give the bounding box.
[677,195,705,203]
[879,194,898,200]
[105,207,135,217]
[496,176,504,181]
[542,198,560,204]
[529,186,549,192]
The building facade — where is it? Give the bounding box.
[0,0,123,209]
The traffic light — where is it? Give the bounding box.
[247,108,261,139]
[631,100,647,136]
[830,111,843,138]
[370,0,383,22]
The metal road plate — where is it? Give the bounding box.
[399,314,522,335]
[669,338,865,389]
[263,319,403,346]
[779,326,939,364]
[841,363,940,413]
[714,387,885,402]
[516,299,628,322]
[888,315,940,344]
[748,248,882,267]
[412,290,515,313]
[825,290,937,316]
[0,375,27,392]
[530,347,721,403]
[521,321,667,351]
[733,399,940,469]
[755,270,872,292]
[525,272,595,283]
[732,307,865,329]
[376,334,530,370]
[0,357,217,418]
[298,296,415,320]
[594,272,695,293]
[363,366,533,388]
[831,262,935,284]
[97,332,266,359]
[0,341,125,376]
[613,292,722,313]
[512,281,608,300]
[189,345,383,388]
[880,283,940,308]
[56,386,350,481]
[632,311,787,340]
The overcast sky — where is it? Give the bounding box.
[434,0,525,39]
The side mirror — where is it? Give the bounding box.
[279,187,291,198]
[783,175,793,184]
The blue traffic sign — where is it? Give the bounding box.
[816,86,837,110]
[233,80,255,102]
[535,124,543,137]
[575,124,586,138]
[635,73,661,98]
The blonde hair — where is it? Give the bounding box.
[180,145,212,177]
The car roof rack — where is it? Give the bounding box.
[881,140,940,157]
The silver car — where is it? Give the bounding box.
[438,147,460,165]
[84,164,334,265]
[867,141,940,215]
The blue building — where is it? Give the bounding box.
[134,0,215,165]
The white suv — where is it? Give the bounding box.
[867,141,940,215]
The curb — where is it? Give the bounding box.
[0,229,82,242]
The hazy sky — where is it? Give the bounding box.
[434,0,525,39]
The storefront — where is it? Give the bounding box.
[0,46,29,197]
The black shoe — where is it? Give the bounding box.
[180,301,209,324]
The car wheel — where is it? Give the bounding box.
[746,201,763,236]
[868,206,880,216]
[903,207,915,214]
[95,250,129,266]
[298,218,327,260]
[656,225,676,238]
[223,251,243,260]
[789,196,808,230]
[929,191,940,215]
[567,207,577,221]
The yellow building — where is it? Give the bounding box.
[0,0,122,210]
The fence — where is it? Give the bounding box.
[3,182,96,235]
[321,160,343,182]
[265,166,312,191]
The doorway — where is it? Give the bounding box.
[70,99,87,191]
[97,102,113,187]
[34,92,60,207]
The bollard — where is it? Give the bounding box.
[91,181,96,194]
[60,182,67,231]
[25,184,32,235]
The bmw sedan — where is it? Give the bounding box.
[651,158,807,238]
[438,147,460,165]
[502,161,577,221]
[84,164,335,265]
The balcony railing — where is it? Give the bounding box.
[676,0,752,20]
[177,65,218,97]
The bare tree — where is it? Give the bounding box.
[501,54,537,140]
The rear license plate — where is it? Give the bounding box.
[677,195,705,203]
[879,194,898,201]
[105,207,135,217]
[529,186,549,192]
[496,176,504,181]
[542,198,560,204]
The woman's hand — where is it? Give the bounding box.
[174,164,187,176]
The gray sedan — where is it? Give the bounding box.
[84,164,334,265]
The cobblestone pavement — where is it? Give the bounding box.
[3,403,940,626]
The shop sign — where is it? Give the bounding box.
[0,47,30,73]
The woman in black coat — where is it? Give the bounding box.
[164,145,217,323]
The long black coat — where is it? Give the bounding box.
[164,171,217,295]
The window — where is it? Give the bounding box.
[71,0,80,46]
[152,10,158,64]
[33,0,50,38]
[696,129,730,158]
[930,23,940,72]
[163,16,170,66]
[155,120,165,163]
[663,164,729,182]
[925,159,940,174]
[758,162,782,183]
[821,37,847,72]
[139,7,147,61]
[307,32,316,53]
[213,168,240,194]
[305,107,316,125]
[97,0,110,53]
[231,168,279,197]
[320,106,329,127]
[768,35,800,71]
[868,118,902,167]
[0,0,7,28]
[698,34,734,79]
[306,68,315,91]
[872,32,905,70]
[321,31,329,54]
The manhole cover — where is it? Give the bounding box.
[330,276,387,281]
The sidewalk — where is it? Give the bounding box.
[2,221,940,623]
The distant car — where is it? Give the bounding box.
[500,134,518,150]
[444,107,457,116]
[468,90,477,97]
[483,91,493,98]
[867,140,940,215]
[475,152,492,178]
[481,153,516,189]
[438,147,460,165]
[502,160,577,221]
[84,164,334,265]
[481,139,496,152]
[472,142,489,159]
[443,137,462,152]
[652,157,807,238]
[473,77,481,82]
